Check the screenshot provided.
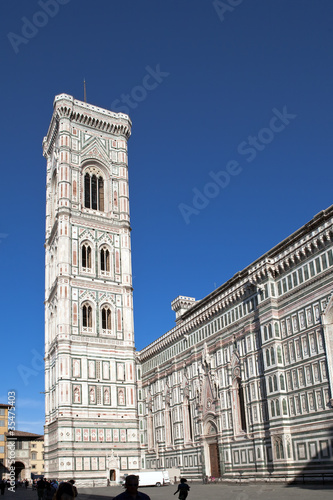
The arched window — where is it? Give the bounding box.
[82,303,92,331]
[188,402,193,440]
[270,347,275,364]
[266,350,270,366]
[271,400,275,417]
[264,326,268,341]
[280,374,285,390]
[101,304,112,333]
[282,399,288,415]
[269,377,273,393]
[276,399,280,416]
[238,379,247,432]
[273,375,278,392]
[81,243,92,271]
[84,172,104,211]
[275,322,280,337]
[50,170,57,224]
[268,324,273,339]
[277,346,283,363]
[275,439,284,459]
[100,246,110,275]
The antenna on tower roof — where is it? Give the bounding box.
[83,78,87,103]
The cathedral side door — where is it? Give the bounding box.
[209,443,221,477]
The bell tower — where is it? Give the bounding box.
[43,94,139,485]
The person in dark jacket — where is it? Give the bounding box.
[37,478,46,500]
[68,480,77,497]
[174,478,190,500]
[113,475,150,500]
[44,481,56,500]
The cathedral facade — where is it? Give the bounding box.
[44,95,333,485]
[139,211,333,479]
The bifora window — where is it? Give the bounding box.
[84,172,104,211]
[82,303,92,331]
[100,246,110,275]
[82,243,92,271]
[101,305,112,333]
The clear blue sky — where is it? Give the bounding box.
[1,0,333,434]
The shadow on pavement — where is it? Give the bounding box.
[78,496,113,500]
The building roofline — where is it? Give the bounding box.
[138,203,333,359]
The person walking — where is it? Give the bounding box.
[68,480,77,497]
[37,478,46,500]
[44,481,56,500]
[112,475,150,500]
[174,478,190,500]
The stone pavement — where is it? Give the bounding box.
[6,482,333,500]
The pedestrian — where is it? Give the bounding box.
[68,480,77,497]
[53,482,75,500]
[113,474,151,500]
[25,479,29,489]
[37,478,46,500]
[44,481,56,500]
[174,478,190,500]
[0,480,6,496]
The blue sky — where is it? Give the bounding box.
[1,0,333,434]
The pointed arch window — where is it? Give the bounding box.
[266,350,270,366]
[100,246,110,276]
[81,243,92,272]
[84,172,104,211]
[233,377,247,434]
[275,438,284,459]
[101,304,112,334]
[277,346,283,363]
[50,170,57,225]
[273,375,278,392]
[82,303,93,333]
[280,374,285,390]
[188,402,193,440]
[238,381,247,432]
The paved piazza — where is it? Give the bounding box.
[9,482,333,500]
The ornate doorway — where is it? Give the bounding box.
[209,443,221,477]
[203,421,222,477]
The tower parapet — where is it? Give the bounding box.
[171,295,196,323]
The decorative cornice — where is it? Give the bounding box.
[43,93,132,156]
[138,205,333,363]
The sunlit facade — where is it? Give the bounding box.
[138,208,333,479]
[44,95,333,484]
